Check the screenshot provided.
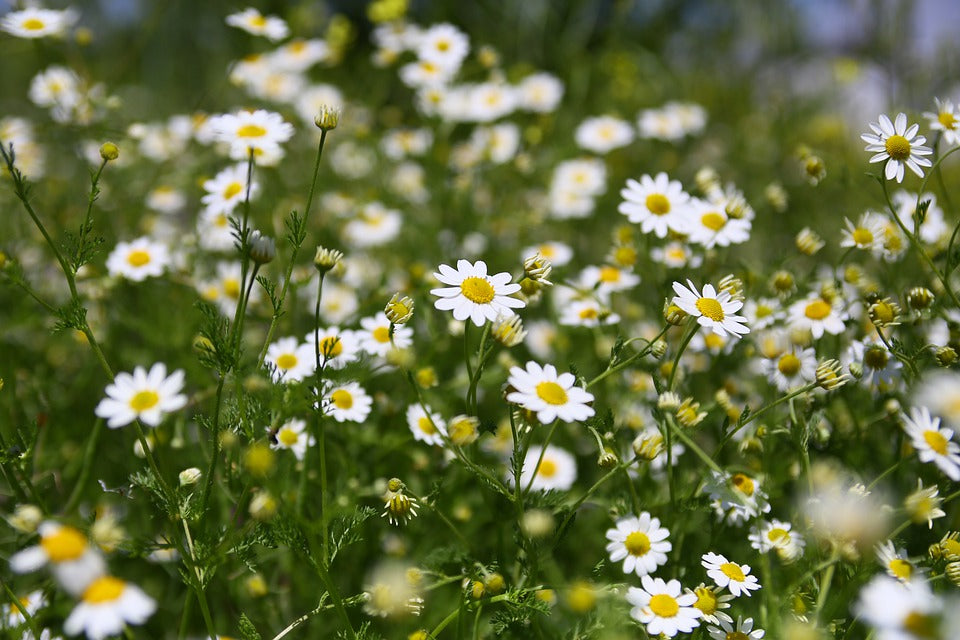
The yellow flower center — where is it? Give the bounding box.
[579,307,599,320]
[237,124,267,138]
[40,526,87,563]
[22,18,46,30]
[666,247,686,261]
[852,227,874,245]
[215,214,229,228]
[460,276,496,304]
[693,587,717,614]
[645,193,671,215]
[696,297,725,322]
[278,427,299,446]
[319,336,343,358]
[701,211,727,231]
[942,539,960,556]
[889,558,913,580]
[249,15,267,27]
[924,430,949,455]
[331,389,353,409]
[648,593,679,618]
[373,326,391,343]
[537,458,557,478]
[612,246,637,266]
[767,527,790,544]
[624,531,651,556]
[275,353,298,370]
[705,334,725,350]
[535,381,568,405]
[804,299,831,320]
[726,633,750,640]
[223,278,241,300]
[778,353,801,376]
[436,39,450,52]
[731,473,755,496]
[885,134,911,161]
[864,346,889,370]
[902,611,939,639]
[126,250,151,267]
[129,390,160,412]
[939,111,957,130]
[223,182,243,199]
[82,576,126,604]
[720,562,746,582]
[599,266,621,283]
[418,417,437,435]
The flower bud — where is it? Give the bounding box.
[314,105,341,131]
[492,314,526,347]
[597,450,618,469]
[907,287,935,310]
[663,300,687,325]
[99,142,119,161]
[650,339,667,359]
[179,467,202,486]
[816,359,850,390]
[384,293,414,325]
[868,298,900,328]
[449,415,480,446]
[249,231,276,265]
[313,246,343,273]
[936,346,958,367]
[484,573,505,595]
[796,227,825,255]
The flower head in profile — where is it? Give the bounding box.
[431,259,524,326]
[225,7,289,41]
[94,363,187,428]
[10,522,107,597]
[861,113,932,183]
[506,361,594,424]
[924,98,960,147]
[672,280,749,338]
[64,576,156,640]
[901,406,960,480]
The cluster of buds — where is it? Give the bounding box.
[382,478,420,526]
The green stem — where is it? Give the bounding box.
[63,418,105,513]
[813,553,839,624]
[1,573,40,639]
[668,323,698,391]
[586,324,670,389]
[722,383,817,446]
[523,419,560,496]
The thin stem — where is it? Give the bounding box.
[523,419,560,496]
[722,383,818,445]
[181,519,217,639]
[63,418,105,513]
[668,323,697,391]
[586,324,670,389]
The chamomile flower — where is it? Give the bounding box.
[707,617,765,640]
[263,337,316,384]
[10,522,106,597]
[516,72,564,113]
[861,112,933,183]
[201,164,259,215]
[626,576,701,638]
[701,552,761,597]
[605,512,672,576]
[558,297,620,327]
[63,576,156,640]
[916,371,960,429]
[94,363,187,428]
[840,211,886,251]
[431,259,524,327]
[875,540,919,582]
[787,295,846,339]
[406,404,447,446]
[578,264,640,296]
[106,237,171,282]
[574,115,635,154]
[208,109,294,161]
[5,589,45,627]
[901,406,960,480]
[516,445,577,491]
[305,327,361,370]
[855,575,942,640]
[748,519,805,562]
[342,202,403,248]
[619,172,693,237]
[672,280,749,338]
[687,199,751,248]
[322,382,372,423]
[651,241,702,269]
[358,312,414,357]
[270,419,314,461]
[197,208,237,252]
[416,23,469,72]
[763,346,817,392]
[1,7,77,39]
[506,361,595,424]
[706,471,771,526]
[924,97,960,147]
[225,8,289,41]
[687,584,733,625]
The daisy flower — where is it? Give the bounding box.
[687,584,733,625]
[924,97,960,147]
[197,208,237,252]
[672,280,749,338]
[686,199,751,248]
[105,237,171,282]
[626,576,700,638]
[342,202,403,248]
[10,522,106,597]
[748,519,805,562]
[651,241,702,269]
[763,346,817,392]
[225,8,289,41]
[840,211,885,251]
[558,297,619,327]
[322,382,373,423]
[358,312,414,357]
[605,512,672,576]
[742,298,782,331]
[892,190,948,245]
[855,575,942,640]
[94,363,187,428]
[701,552,761,597]
[5,589,45,627]
[201,164,259,215]
[270,419,314,461]
[431,259,524,327]
[577,264,640,296]
[901,406,960,480]
[263,337,316,384]
[406,404,447,446]
[875,540,919,582]
[916,371,960,429]
[416,23,469,72]
[63,576,156,640]
[619,172,693,237]
[0,7,77,39]
[208,109,294,162]
[861,112,933,183]
[305,327,361,370]
[787,295,846,339]
[707,617,765,640]
[706,471,771,526]
[506,361,595,424]
[516,72,564,113]
[574,115,635,154]
[516,445,577,491]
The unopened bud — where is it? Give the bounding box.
[907,287,935,311]
[718,274,744,302]
[179,467,202,486]
[796,228,825,255]
[385,293,414,325]
[484,573,505,595]
[816,359,849,390]
[650,339,667,359]
[771,270,795,295]
[99,142,119,161]
[936,346,958,367]
[803,154,826,185]
[314,105,341,131]
[868,298,900,328]
[664,301,687,325]
[598,451,618,469]
[249,231,276,265]
[492,314,526,347]
[313,246,343,273]
[633,432,664,461]
[523,253,553,285]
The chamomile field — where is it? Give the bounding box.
[2,1,960,639]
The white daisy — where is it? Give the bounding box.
[892,189,948,245]
[0,7,77,39]
[574,115,635,154]
[506,361,595,424]
[416,23,469,72]
[269,38,330,72]
[5,589,45,627]
[94,363,187,428]
[916,371,960,429]
[741,298,782,331]
[551,158,607,197]
[522,241,573,267]
[701,552,761,597]
[516,72,564,113]
[686,199,751,248]
[577,264,640,296]
[270,419,314,461]
[651,241,702,269]
[875,540,919,582]
[225,8,289,41]
[358,312,413,357]
[305,327,361,370]
[431,259,524,327]
[342,202,403,248]
[707,617,765,640]
[672,280,749,338]
[902,406,960,480]
[263,337,316,384]
[748,519,805,562]
[787,295,846,339]
[840,211,886,251]
[763,346,817,392]
[201,164,259,215]
[604,512,672,576]
[626,576,700,638]
[196,208,236,252]
[322,382,372,423]
[208,109,294,162]
[63,576,156,640]
[406,404,447,446]
[10,522,106,597]
[924,97,960,147]
[515,445,577,491]
[105,237,171,282]
[706,471,771,526]
[619,172,693,237]
[855,575,942,640]
[861,112,933,183]
[558,297,620,327]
